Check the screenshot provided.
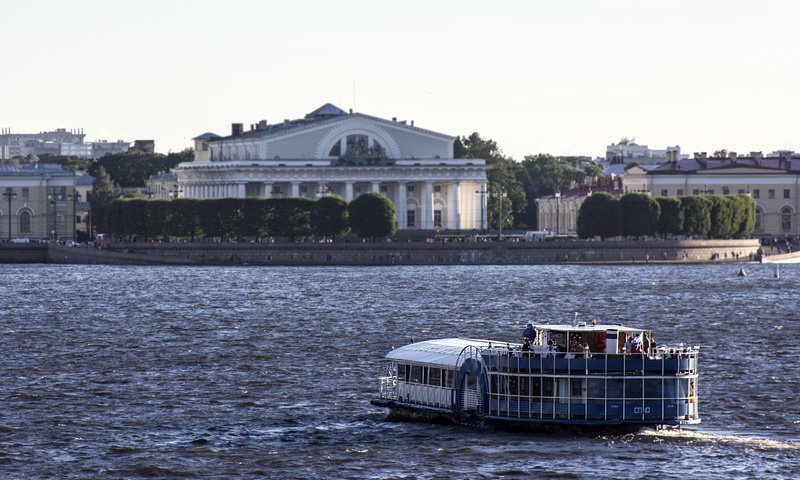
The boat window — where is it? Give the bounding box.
[550,331,567,352]
[518,377,530,397]
[446,369,455,388]
[397,363,408,381]
[644,379,662,398]
[410,365,422,383]
[625,379,643,399]
[570,379,583,396]
[663,379,676,399]
[531,377,542,398]
[587,379,605,398]
[607,379,623,399]
[429,368,441,387]
[542,378,554,397]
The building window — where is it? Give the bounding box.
[781,207,792,232]
[755,208,763,231]
[300,186,307,194]
[722,186,730,195]
[677,189,684,196]
[272,186,282,194]
[434,185,441,193]
[19,211,31,233]
[707,189,715,195]
[738,189,745,194]
[753,189,760,199]
[692,189,700,195]
[660,189,668,197]
[784,189,791,199]
[768,189,775,199]
[407,209,416,227]
[380,185,388,193]
[21,188,29,200]
[434,209,442,228]
[407,186,415,193]
[328,140,341,157]
[355,186,362,194]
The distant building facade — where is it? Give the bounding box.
[606,138,686,165]
[145,171,178,199]
[624,151,800,236]
[177,104,489,231]
[0,127,131,160]
[0,163,78,241]
[535,177,624,235]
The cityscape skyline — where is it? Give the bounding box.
[1,0,797,160]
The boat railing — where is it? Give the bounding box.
[379,375,397,400]
[477,346,700,423]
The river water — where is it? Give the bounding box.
[1,263,798,479]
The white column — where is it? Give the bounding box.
[237,183,245,198]
[396,182,407,230]
[480,181,488,230]
[451,181,461,230]
[291,182,300,197]
[371,181,380,193]
[345,182,354,202]
[264,183,272,198]
[424,181,434,230]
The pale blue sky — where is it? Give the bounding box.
[1,0,797,159]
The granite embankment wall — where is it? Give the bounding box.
[0,239,765,266]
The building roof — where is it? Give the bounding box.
[386,338,503,366]
[202,103,455,144]
[76,174,95,186]
[0,162,74,177]
[192,132,222,141]
[649,155,800,174]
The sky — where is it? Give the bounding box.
[1,0,797,159]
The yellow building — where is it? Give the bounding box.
[0,163,79,241]
[624,152,799,236]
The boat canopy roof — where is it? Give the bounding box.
[534,324,646,333]
[386,338,504,367]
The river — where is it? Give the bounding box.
[1,264,798,479]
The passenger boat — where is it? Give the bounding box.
[371,322,700,432]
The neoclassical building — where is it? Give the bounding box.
[0,163,78,241]
[625,152,800,236]
[176,104,488,230]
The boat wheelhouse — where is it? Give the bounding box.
[372,323,699,432]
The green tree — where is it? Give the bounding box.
[167,199,203,240]
[459,132,526,229]
[709,196,736,239]
[620,193,660,239]
[583,164,602,178]
[240,198,270,241]
[348,192,396,238]
[679,196,712,237]
[656,197,684,238]
[734,194,756,237]
[88,149,191,188]
[265,198,315,240]
[517,154,583,229]
[314,195,349,239]
[577,192,622,240]
[91,166,120,235]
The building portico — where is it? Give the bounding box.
[177,104,488,231]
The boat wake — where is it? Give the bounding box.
[640,428,800,452]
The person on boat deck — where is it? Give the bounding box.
[582,343,591,358]
[522,337,531,354]
[523,323,535,342]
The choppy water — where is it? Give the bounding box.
[1,263,799,479]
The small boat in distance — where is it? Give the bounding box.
[372,322,700,433]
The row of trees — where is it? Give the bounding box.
[577,193,756,240]
[106,193,397,241]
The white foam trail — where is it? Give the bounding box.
[641,428,800,451]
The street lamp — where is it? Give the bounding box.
[68,191,81,242]
[492,187,507,238]
[3,188,16,241]
[555,191,561,236]
[475,187,487,232]
[49,192,58,241]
